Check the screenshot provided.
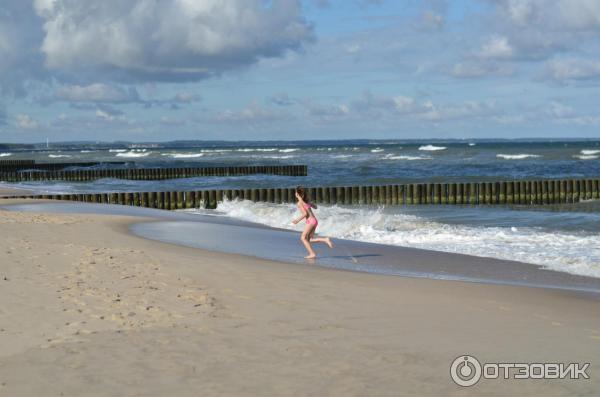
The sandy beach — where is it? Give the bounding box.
[1,199,599,396]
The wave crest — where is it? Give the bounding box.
[418,145,446,151]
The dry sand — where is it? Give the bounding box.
[0,202,599,396]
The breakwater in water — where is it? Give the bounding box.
[0,164,308,182]
[4,178,599,208]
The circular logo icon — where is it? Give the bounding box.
[450,355,482,387]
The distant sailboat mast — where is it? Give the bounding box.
[46,137,49,149]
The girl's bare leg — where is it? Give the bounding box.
[307,228,333,249]
[309,236,333,248]
[301,224,317,258]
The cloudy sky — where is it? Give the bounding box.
[1,0,599,143]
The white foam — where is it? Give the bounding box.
[48,154,71,158]
[332,155,353,159]
[259,155,296,159]
[383,154,432,161]
[418,145,446,151]
[581,149,600,155]
[279,148,299,153]
[212,199,600,279]
[0,153,12,157]
[161,153,204,158]
[574,154,598,160]
[496,153,541,160]
[109,149,127,153]
[237,148,277,152]
[200,149,233,153]
[371,148,385,153]
[116,151,151,158]
[468,143,476,146]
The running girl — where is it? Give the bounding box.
[291,186,333,259]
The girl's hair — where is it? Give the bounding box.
[295,186,308,201]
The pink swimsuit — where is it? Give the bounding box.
[304,202,318,226]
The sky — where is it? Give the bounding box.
[1,0,600,143]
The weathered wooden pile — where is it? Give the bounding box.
[5,178,598,209]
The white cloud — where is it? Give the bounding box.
[450,61,515,78]
[268,93,295,106]
[35,0,314,83]
[215,103,290,124]
[478,36,514,59]
[351,92,417,115]
[556,0,600,30]
[495,0,600,30]
[15,114,40,129]
[56,84,140,103]
[418,100,497,121]
[545,101,600,126]
[344,44,362,54]
[487,1,600,57]
[547,101,575,118]
[339,92,499,123]
[172,92,200,104]
[419,10,444,30]
[306,103,350,121]
[499,0,535,25]
[544,58,600,81]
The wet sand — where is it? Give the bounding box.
[0,200,599,396]
[5,201,600,293]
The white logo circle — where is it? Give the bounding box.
[450,355,482,387]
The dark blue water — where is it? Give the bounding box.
[2,140,600,193]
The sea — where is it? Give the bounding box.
[2,139,600,279]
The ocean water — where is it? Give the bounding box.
[2,139,600,279]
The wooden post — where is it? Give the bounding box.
[274,188,281,203]
[467,183,475,205]
[425,184,432,205]
[365,186,373,205]
[449,183,456,205]
[439,184,447,205]
[573,180,580,203]
[586,179,592,200]
[177,191,184,208]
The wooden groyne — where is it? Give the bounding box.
[0,165,308,182]
[4,178,599,208]
[0,159,37,171]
